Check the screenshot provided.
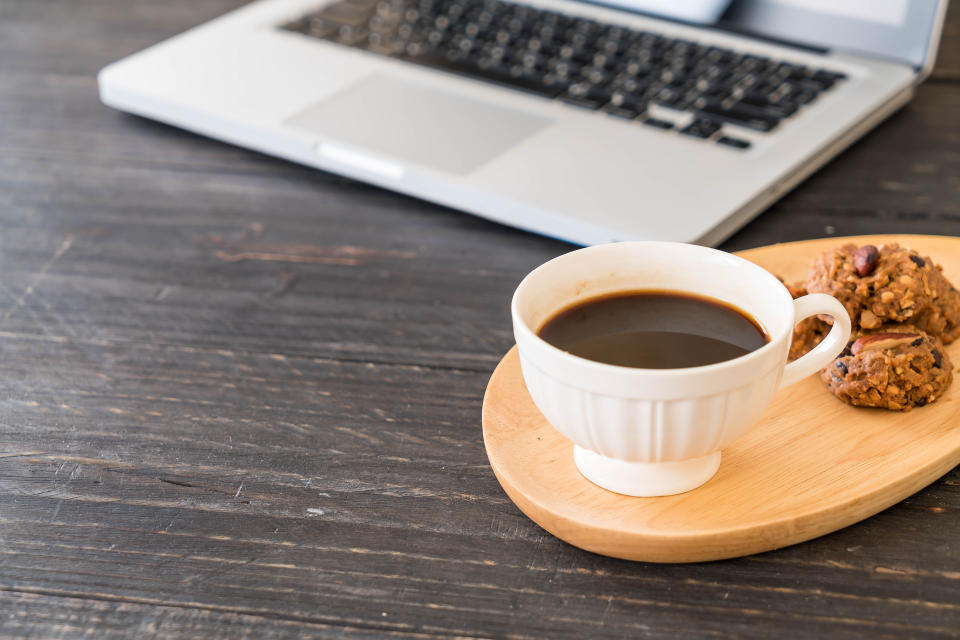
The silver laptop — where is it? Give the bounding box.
[98,0,947,245]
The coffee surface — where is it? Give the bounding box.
[537,291,769,368]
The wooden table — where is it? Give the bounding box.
[2,1,959,637]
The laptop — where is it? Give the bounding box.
[98,0,947,246]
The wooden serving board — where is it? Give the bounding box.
[482,235,960,563]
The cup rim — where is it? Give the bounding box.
[511,241,794,378]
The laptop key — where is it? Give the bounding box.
[739,92,797,118]
[790,88,818,105]
[799,75,834,91]
[740,54,769,72]
[697,100,780,132]
[813,69,847,83]
[716,136,751,149]
[642,117,674,130]
[560,92,606,110]
[680,118,721,138]
[610,93,647,113]
[606,106,643,120]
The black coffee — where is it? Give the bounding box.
[537,290,769,369]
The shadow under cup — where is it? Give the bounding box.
[511,241,846,497]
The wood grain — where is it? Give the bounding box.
[483,235,960,563]
[1,0,959,638]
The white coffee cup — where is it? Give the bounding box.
[511,241,851,497]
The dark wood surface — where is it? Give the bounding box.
[2,1,960,638]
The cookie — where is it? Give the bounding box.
[805,243,960,343]
[782,280,831,361]
[783,279,807,300]
[821,328,953,411]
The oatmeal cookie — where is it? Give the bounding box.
[782,280,831,361]
[805,243,960,343]
[821,328,953,411]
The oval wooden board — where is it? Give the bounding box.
[482,235,960,563]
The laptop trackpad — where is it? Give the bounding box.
[285,75,552,175]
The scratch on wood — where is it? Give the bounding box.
[3,234,74,320]
[599,595,614,627]
[234,482,244,498]
[193,229,416,265]
[28,486,59,497]
[41,455,134,469]
[163,511,181,532]
[49,499,63,522]
[372,408,397,424]
[152,285,175,300]
[181,555,262,587]
[159,478,195,488]
[269,269,298,297]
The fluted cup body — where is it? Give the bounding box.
[512,242,850,496]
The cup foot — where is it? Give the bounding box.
[573,447,722,497]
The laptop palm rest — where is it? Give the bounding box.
[285,74,551,175]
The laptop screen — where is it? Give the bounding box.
[599,0,943,69]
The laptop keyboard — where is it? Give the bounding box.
[282,0,848,150]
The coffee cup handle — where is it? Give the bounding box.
[779,294,852,390]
